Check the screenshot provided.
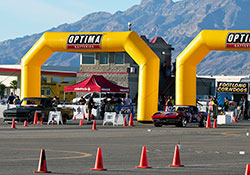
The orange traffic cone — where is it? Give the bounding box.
[123,117,127,127]
[24,120,28,127]
[11,118,16,129]
[213,119,217,128]
[136,146,151,168]
[33,149,51,173]
[90,147,106,171]
[33,111,38,125]
[245,164,250,175]
[40,117,44,125]
[92,120,97,130]
[206,114,211,128]
[169,145,184,167]
[129,113,134,127]
[234,116,238,123]
[79,119,83,126]
[73,115,76,120]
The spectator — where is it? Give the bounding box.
[224,97,229,111]
[78,97,86,105]
[212,97,218,119]
[124,95,132,105]
[238,97,244,120]
[86,93,95,123]
[100,97,107,120]
[165,96,173,111]
[52,96,58,106]
[243,96,249,120]
[0,96,5,104]
[13,96,21,105]
[7,92,15,104]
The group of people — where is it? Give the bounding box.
[0,92,21,105]
[208,96,249,120]
[208,97,218,119]
[77,93,133,121]
[158,96,174,111]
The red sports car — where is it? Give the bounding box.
[151,105,207,127]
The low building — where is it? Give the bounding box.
[0,65,77,101]
[77,36,174,100]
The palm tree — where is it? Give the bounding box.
[10,80,18,95]
[0,83,6,97]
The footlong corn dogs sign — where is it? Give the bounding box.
[217,81,248,94]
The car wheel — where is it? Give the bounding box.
[153,121,162,127]
[177,117,187,127]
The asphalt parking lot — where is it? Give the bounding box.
[0,119,250,175]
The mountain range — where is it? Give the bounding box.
[0,0,250,75]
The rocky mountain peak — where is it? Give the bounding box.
[140,0,173,6]
[0,0,249,75]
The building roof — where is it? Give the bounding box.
[0,65,77,77]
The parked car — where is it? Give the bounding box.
[151,105,207,127]
[3,97,73,123]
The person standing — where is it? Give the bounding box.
[86,93,95,123]
[13,96,20,105]
[124,95,132,105]
[243,96,249,120]
[7,92,15,104]
[224,97,229,112]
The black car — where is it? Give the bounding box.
[3,97,73,123]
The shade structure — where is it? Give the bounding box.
[64,75,130,93]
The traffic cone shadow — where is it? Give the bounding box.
[213,119,217,128]
[33,111,38,125]
[92,120,97,130]
[90,147,106,171]
[136,146,151,168]
[11,118,16,129]
[206,114,211,128]
[33,149,51,173]
[129,113,134,127]
[169,145,184,167]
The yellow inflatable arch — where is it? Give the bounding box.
[21,32,160,122]
[176,30,250,105]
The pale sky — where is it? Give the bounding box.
[0,0,182,42]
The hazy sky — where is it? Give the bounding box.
[0,0,182,42]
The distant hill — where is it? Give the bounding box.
[0,0,249,75]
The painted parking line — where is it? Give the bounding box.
[0,147,92,161]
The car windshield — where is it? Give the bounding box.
[21,98,43,107]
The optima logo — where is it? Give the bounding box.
[226,33,250,48]
[67,34,103,49]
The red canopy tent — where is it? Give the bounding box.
[64,75,130,93]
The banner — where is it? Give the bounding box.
[217,82,248,94]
